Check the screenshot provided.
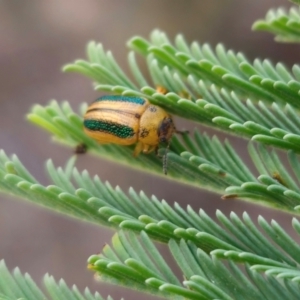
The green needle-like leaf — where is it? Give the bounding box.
[0,260,117,300]
[59,32,300,152]
[88,231,300,300]
[25,98,300,209]
[253,7,300,43]
[2,150,300,270]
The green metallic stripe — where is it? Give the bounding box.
[95,95,145,105]
[84,119,135,138]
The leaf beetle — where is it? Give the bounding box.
[83,95,182,174]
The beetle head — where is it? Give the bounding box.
[158,117,175,144]
[157,117,175,175]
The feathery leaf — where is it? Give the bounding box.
[0,260,116,300]
[89,231,300,299]
[253,7,300,43]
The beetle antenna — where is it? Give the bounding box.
[163,143,170,175]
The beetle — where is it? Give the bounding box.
[83,95,180,174]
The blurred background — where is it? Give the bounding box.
[0,0,298,299]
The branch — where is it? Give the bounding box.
[1,150,300,268]
[64,31,300,107]
[253,7,300,43]
[60,32,300,151]
[0,260,118,300]
[27,100,300,210]
[88,230,300,300]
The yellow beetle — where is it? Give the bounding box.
[83,95,178,174]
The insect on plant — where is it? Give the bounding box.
[82,94,184,174]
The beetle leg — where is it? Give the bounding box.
[134,143,157,156]
[156,85,168,95]
[133,142,143,157]
[143,145,156,154]
[75,143,87,154]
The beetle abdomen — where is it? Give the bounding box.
[84,95,148,145]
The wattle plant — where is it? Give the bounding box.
[2,1,300,299]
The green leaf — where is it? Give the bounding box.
[253,7,300,43]
[2,149,300,270]
[89,231,300,300]
[0,260,116,300]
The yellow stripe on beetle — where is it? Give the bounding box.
[83,95,178,174]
